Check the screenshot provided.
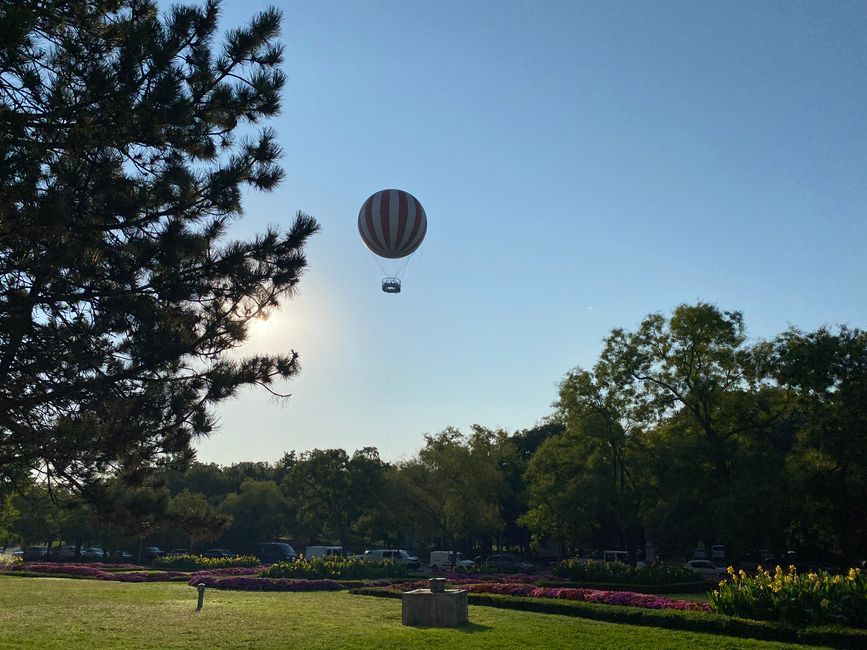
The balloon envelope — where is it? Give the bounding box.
[358,189,427,259]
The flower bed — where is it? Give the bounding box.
[153,554,260,570]
[8,563,187,582]
[384,578,707,613]
[711,565,867,627]
[190,575,343,592]
[463,583,709,612]
[261,556,408,580]
[189,566,263,580]
[0,553,22,570]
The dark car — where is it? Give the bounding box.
[480,553,534,574]
[255,542,297,564]
[109,550,134,562]
[140,547,164,563]
[203,548,234,558]
[23,546,49,561]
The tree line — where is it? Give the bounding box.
[3,303,865,564]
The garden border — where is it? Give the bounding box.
[534,579,710,594]
[349,587,867,649]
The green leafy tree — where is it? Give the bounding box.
[400,427,503,557]
[0,492,18,546]
[0,0,318,494]
[774,326,867,561]
[281,447,386,547]
[221,478,286,546]
[167,490,230,550]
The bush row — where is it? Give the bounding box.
[153,555,260,570]
[535,579,710,594]
[261,556,408,580]
[7,563,188,582]
[554,559,697,585]
[712,566,867,628]
[372,579,707,612]
[350,588,867,649]
[190,575,343,591]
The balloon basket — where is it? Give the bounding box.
[382,278,401,294]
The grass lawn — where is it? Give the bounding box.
[0,576,829,649]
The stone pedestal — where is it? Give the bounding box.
[401,588,468,627]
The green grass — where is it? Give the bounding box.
[667,592,712,602]
[0,576,829,649]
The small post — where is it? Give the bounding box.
[195,583,205,612]
[429,577,446,593]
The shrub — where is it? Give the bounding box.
[153,554,260,570]
[0,553,22,570]
[555,559,697,585]
[711,565,867,628]
[261,556,407,580]
[190,575,342,591]
[7,563,187,582]
[534,579,709,594]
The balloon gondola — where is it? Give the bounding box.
[358,189,427,293]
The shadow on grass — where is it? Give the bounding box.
[455,622,492,634]
[408,622,491,634]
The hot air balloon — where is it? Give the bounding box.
[358,189,427,293]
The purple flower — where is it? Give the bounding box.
[464,582,710,612]
[189,576,343,592]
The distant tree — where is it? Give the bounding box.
[221,478,286,546]
[523,369,641,552]
[401,427,503,557]
[774,326,867,561]
[280,447,386,547]
[0,493,18,546]
[167,490,230,550]
[11,483,62,548]
[0,0,318,495]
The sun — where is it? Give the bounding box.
[247,313,277,339]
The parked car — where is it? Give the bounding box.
[479,554,534,574]
[429,551,475,571]
[23,546,49,561]
[140,547,163,563]
[684,560,727,580]
[109,550,133,562]
[166,548,190,557]
[203,548,234,558]
[81,547,105,561]
[306,545,345,559]
[692,547,709,560]
[602,550,629,564]
[50,545,77,561]
[255,542,297,564]
[358,549,420,570]
[710,545,726,561]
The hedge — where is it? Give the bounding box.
[349,588,867,649]
[534,579,711,594]
[153,555,260,570]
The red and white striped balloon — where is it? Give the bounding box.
[358,189,427,259]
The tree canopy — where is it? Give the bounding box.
[0,0,318,495]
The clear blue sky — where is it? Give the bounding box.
[197,0,867,465]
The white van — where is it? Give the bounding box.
[306,545,344,559]
[359,549,420,570]
[429,551,475,571]
[602,550,629,563]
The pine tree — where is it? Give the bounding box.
[0,1,319,496]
